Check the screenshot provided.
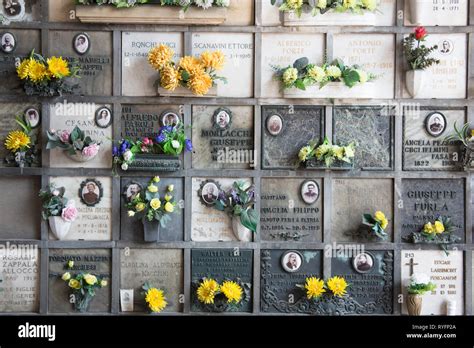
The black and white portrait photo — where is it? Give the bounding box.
[24,107,40,128]
[73,33,90,55]
[79,179,103,207]
[0,32,15,53]
[353,253,374,274]
[161,111,180,127]
[2,0,24,19]
[123,182,142,203]
[213,108,232,130]
[300,180,319,205]
[439,39,453,55]
[281,251,302,273]
[425,112,446,137]
[95,107,112,128]
[266,114,283,136]
[201,182,219,205]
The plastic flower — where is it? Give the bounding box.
[344,145,355,158]
[160,65,181,91]
[153,176,160,183]
[197,278,219,304]
[5,130,30,152]
[220,281,243,304]
[317,0,327,9]
[136,202,146,212]
[315,144,330,159]
[308,66,326,83]
[326,65,342,79]
[414,26,427,41]
[150,198,161,210]
[61,204,78,222]
[298,146,312,162]
[282,67,298,85]
[304,277,326,300]
[127,210,135,217]
[171,140,180,149]
[179,56,204,75]
[187,71,213,96]
[333,145,344,160]
[100,280,107,287]
[286,0,304,10]
[164,202,174,213]
[423,222,435,234]
[357,70,368,83]
[194,0,214,9]
[327,276,348,297]
[362,0,377,11]
[68,279,81,290]
[82,143,100,158]
[148,44,174,71]
[434,221,445,234]
[145,288,167,313]
[27,59,48,82]
[47,56,70,78]
[167,185,174,192]
[200,50,225,70]
[16,58,31,80]
[343,0,358,9]
[374,211,388,230]
[67,261,74,268]
[164,194,172,202]
[61,272,71,281]
[148,185,158,193]
[83,274,97,285]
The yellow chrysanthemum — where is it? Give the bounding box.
[287,0,304,10]
[304,277,326,300]
[282,67,298,85]
[343,0,358,9]
[187,71,213,96]
[47,56,70,78]
[16,58,31,80]
[200,50,225,70]
[308,65,326,83]
[327,276,348,298]
[160,65,181,91]
[5,130,30,152]
[434,221,445,234]
[423,222,434,234]
[179,56,204,75]
[298,146,312,162]
[27,59,48,82]
[150,198,161,210]
[317,0,327,9]
[145,288,167,313]
[197,278,219,304]
[148,44,174,71]
[220,281,243,304]
[333,145,344,160]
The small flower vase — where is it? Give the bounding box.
[48,216,72,240]
[65,150,99,163]
[232,216,252,242]
[446,300,457,315]
[74,292,94,313]
[406,69,426,98]
[407,294,423,316]
[409,0,425,25]
[15,151,26,168]
[142,219,160,242]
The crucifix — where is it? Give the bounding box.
[405,258,419,276]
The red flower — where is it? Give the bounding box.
[414,26,427,40]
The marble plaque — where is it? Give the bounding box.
[48,249,111,313]
[0,29,40,94]
[401,250,463,315]
[260,249,322,313]
[120,177,184,242]
[402,34,467,99]
[122,32,183,97]
[404,0,468,26]
[400,179,465,240]
[49,30,113,96]
[0,244,39,312]
[0,0,41,24]
[403,108,465,171]
[331,250,393,314]
[191,177,252,241]
[191,32,254,98]
[0,177,41,240]
[120,249,183,313]
[49,176,112,241]
[49,103,112,169]
[333,106,393,170]
[262,105,323,169]
[260,33,325,98]
[261,178,323,242]
[332,179,394,242]
[333,33,395,99]
[192,105,254,169]
[191,248,253,312]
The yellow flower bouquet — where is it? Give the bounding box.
[298,137,356,169]
[297,276,349,301]
[148,44,227,96]
[3,115,40,167]
[194,277,250,312]
[16,50,80,96]
[272,0,379,17]
[362,211,389,241]
[142,282,168,313]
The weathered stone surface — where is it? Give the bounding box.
[49,30,113,96]
[333,106,393,170]
[122,32,183,97]
[332,179,393,242]
[120,177,184,242]
[49,176,112,241]
[191,105,254,170]
[0,245,39,312]
[400,179,465,240]
[403,108,465,171]
[120,249,183,313]
[404,0,468,26]
[260,249,322,313]
[48,249,111,313]
[191,32,254,98]
[0,29,41,94]
[0,176,41,240]
[401,250,463,315]
[331,250,393,314]
[0,0,41,23]
[262,106,323,169]
[261,178,322,242]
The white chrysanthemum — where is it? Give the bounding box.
[326,65,342,79]
[194,0,214,9]
[410,273,430,285]
[308,66,326,83]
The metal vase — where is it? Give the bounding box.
[142,219,160,242]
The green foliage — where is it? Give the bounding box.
[407,282,436,295]
[298,137,356,168]
[444,121,471,147]
[403,33,440,70]
[38,184,68,220]
[47,126,100,156]
[362,213,388,240]
[272,0,379,17]
[76,0,230,10]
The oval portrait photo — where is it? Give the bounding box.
[266,114,283,136]
[1,0,25,20]
[300,180,319,205]
[213,108,232,130]
[425,112,446,137]
[95,107,112,128]
[281,251,303,273]
[0,32,16,54]
[123,182,142,203]
[161,111,180,127]
[200,181,219,205]
[353,252,374,274]
[79,179,103,207]
[73,32,90,55]
[24,107,40,128]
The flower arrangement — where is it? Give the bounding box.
[194,277,250,312]
[113,124,192,172]
[47,126,101,162]
[403,27,440,71]
[298,137,356,168]
[60,261,107,312]
[407,273,436,295]
[148,44,226,96]
[444,122,474,170]
[271,0,379,17]
[142,282,168,313]
[273,57,375,91]
[16,50,80,97]
[3,116,40,168]
[39,184,78,222]
[297,276,349,301]
[362,211,388,241]
[76,0,231,11]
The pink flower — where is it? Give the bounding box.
[143,137,152,146]
[61,204,78,222]
[82,143,100,158]
[59,130,70,143]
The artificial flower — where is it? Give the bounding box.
[197,278,219,304]
[148,44,174,71]
[308,65,326,82]
[423,222,434,234]
[362,0,377,11]
[195,0,214,9]
[127,210,135,217]
[317,0,327,9]
[47,56,70,78]
[4,130,30,152]
[100,280,107,287]
[343,0,358,9]
[82,143,100,158]
[298,146,312,162]
[136,202,146,212]
[61,272,71,281]
[220,281,243,304]
[282,67,298,85]
[434,221,445,234]
[153,176,160,183]
[67,261,74,268]
[167,185,174,192]
[148,185,158,193]
[327,276,348,297]
[27,59,48,82]
[83,274,97,285]
[121,163,129,171]
[326,65,342,79]
[145,288,167,313]
[179,56,203,75]
[200,50,225,70]
[150,198,161,210]
[164,194,172,202]
[357,69,368,83]
[286,0,304,10]
[123,150,133,161]
[61,204,78,222]
[187,70,213,96]
[68,279,81,290]
[160,65,181,91]
[164,202,174,213]
[16,58,31,80]
[304,277,326,300]
[414,26,427,41]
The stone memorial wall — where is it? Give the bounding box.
[0,0,473,316]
